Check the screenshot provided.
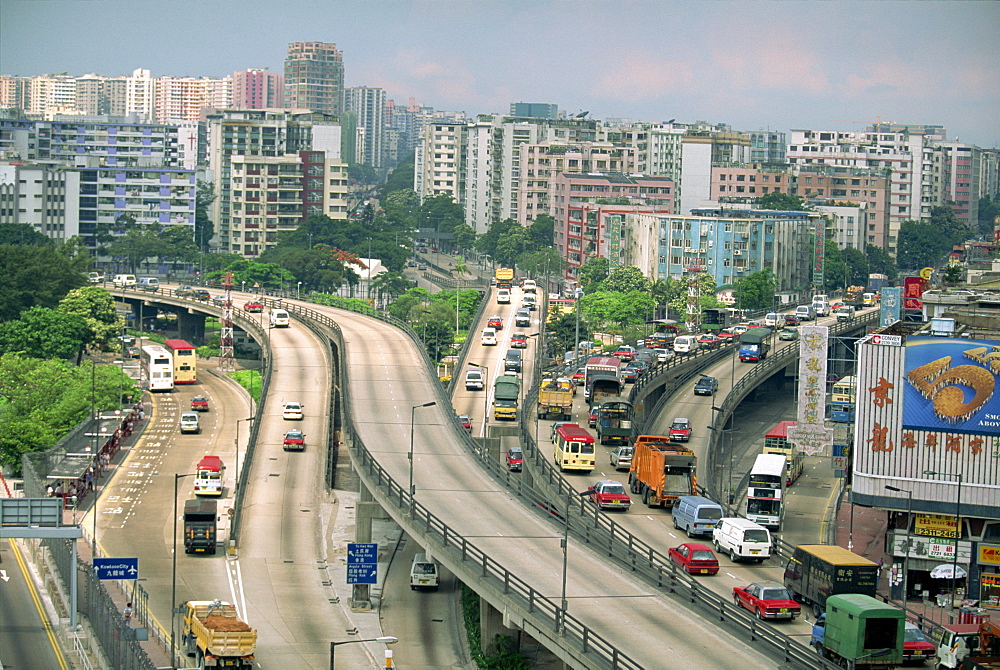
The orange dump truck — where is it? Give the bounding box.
[627,435,697,508]
[182,600,257,668]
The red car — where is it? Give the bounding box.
[586,480,631,511]
[732,581,801,620]
[505,447,523,472]
[487,315,503,329]
[510,333,528,349]
[668,543,720,575]
[717,329,737,341]
[588,407,598,428]
[668,418,692,442]
[903,622,935,663]
[282,429,305,451]
[613,345,635,361]
[458,414,472,431]
[244,300,264,313]
[571,368,586,385]
[697,333,722,349]
[190,395,209,412]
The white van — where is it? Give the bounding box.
[672,496,724,538]
[269,308,290,328]
[522,279,537,294]
[481,327,498,346]
[137,277,159,291]
[465,369,484,390]
[410,553,440,590]
[113,274,137,287]
[712,518,772,563]
[763,312,781,328]
[795,304,816,321]
[497,289,511,304]
[673,335,700,354]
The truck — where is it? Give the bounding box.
[627,435,697,508]
[932,621,1000,670]
[537,378,574,420]
[844,285,866,309]
[867,273,888,292]
[184,499,218,555]
[593,396,633,446]
[701,307,731,332]
[738,328,771,362]
[783,544,878,617]
[182,599,257,669]
[810,594,904,668]
[494,267,514,290]
[493,375,520,420]
[587,375,623,405]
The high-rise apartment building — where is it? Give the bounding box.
[937,141,982,227]
[27,74,78,116]
[155,75,233,122]
[125,68,155,121]
[0,162,82,240]
[284,41,344,117]
[0,76,29,110]
[414,121,465,203]
[509,102,558,119]
[234,69,284,109]
[344,86,385,168]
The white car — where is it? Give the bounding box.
[282,401,304,420]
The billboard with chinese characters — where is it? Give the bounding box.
[789,325,833,456]
[903,336,1000,437]
[880,287,901,327]
[903,275,928,310]
[812,218,825,289]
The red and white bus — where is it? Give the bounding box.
[553,424,596,472]
[193,455,225,496]
[164,339,197,384]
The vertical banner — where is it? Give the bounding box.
[813,219,825,290]
[903,275,928,310]
[880,287,902,327]
[788,324,834,456]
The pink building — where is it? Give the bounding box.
[711,166,791,201]
[234,69,284,110]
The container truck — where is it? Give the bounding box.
[584,356,621,388]
[182,599,257,669]
[867,273,887,292]
[184,499,218,555]
[783,544,878,616]
[627,435,697,508]
[537,378,574,420]
[844,285,866,308]
[810,594,904,668]
[493,375,520,420]
[738,328,771,362]
[494,267,514,290]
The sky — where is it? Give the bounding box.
[2,0,998,147]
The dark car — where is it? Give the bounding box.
[620,365,641,383]
[191,289,211,301]
[174,285,195,297]
[125,346,141,359]
[694,375,719,396]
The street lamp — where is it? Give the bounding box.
[559,488,594,635]
[924,470,963,608]
[330,636,398,669]
[235,417,253,493]
[171,472,197,669]
[297,281,302,300]
[467,362,489,437]
[409,402,436,517]
[885,485,913,611]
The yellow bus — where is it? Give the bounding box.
[553,424,596,472]
[164,339,197,384]
[763,420,805,486]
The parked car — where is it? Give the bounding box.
[609,445,634,471]
[732,581,801,620]
[694,375,719,396]
[668,543,720,575]
[669,418,692,442]
[283,429,305,451]
[190,396,209,411]
[586,480,632,511]
[282,401,304,420]
[505,447,523,472]
[778,327,799,341]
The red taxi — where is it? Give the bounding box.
[668,543,720,575]
[586,480,631,511]
[732,581,801,620]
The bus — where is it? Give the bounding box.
[553,424,596,472]
[141,344,174,392]
[763,421,805,486]
[193,455,225,496]
[862,292,877,307]
[746,453,786,530]
[548,297,576,315]
[164,338,197,384]
[594,397,633,446]
[830,376,857,423]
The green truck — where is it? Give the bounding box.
[493,375,520,420]
[810,594,904,668]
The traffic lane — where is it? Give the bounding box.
[329,307,788,669]
[1,539,68,670]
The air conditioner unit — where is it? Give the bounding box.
[734,250,743,256]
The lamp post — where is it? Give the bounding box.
[330,636,397,670]
[171,472,197,669]
[885,485,912,610]
[467,362,489,437]
[409,401,436,517]
[559,488,593,635]
[574,287,583,362]
[297,281,302,300]
[924,470,963,608]
[234,417,253,493]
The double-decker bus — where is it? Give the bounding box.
[548,297,576,315]
[140,344,173,392]
[830,376,856,423]
[193,455,225,496]
[746,453,786,530]
[553,424,596,472]
[594,397,633,446]
[763,420,805,486]
[164,338,197,384]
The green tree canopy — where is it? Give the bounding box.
[0,223,51,246]
[378,153,415,198]
[0,241,89,322]
[0,306,92,360]
[603,266,650,294]
[757,193,807,211]
[896,208,968,271]
[195,180,216,252]
[57,286,123,355]
[577,257,610,290]
[160,224,200,265]
[732,269,777,310]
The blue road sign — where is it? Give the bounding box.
[94,557,139,580]
[833,443,849,458]
[347,564,378,584]
[347,543,378,564]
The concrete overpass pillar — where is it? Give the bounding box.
[479,597,520,655]
[351,481,381,609]
[176,310,207,344]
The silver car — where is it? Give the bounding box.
[610,446,634,471]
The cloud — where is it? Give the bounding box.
[590,54,695,101]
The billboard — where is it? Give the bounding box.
[880,287,901,327]
[903,275,928,310]
[903,336,1000,437]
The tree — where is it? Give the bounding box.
[0,242,90,322]
[0,307,92,360]
[977,195,999,240]
[519,248,564,281]
[842,247,869,287]
[107,225,161,273]
[347,163,378,185]
[411,300,455,361]
[419,194,465,238]
[160,225,200,266]
[0,223,51,246]
[732,269,777,310]
[451,256,469,335]
[451,223,477,251]
[379,153,415,198]
[475,218,521,261]
[527,214,556,248]
[822,238,847,293]
[603,266,650,294]
[896,219,951,271]
[865,244,897,284]
[757,193,807,211]
[195,180,216,252]
[577,257,610,290]
[493,225,529,268]
[57,286,122,357]
[667,273,723,319]
[382,189,421,231]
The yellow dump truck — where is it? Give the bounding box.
[182,600,257,668]
[537,378,574,420]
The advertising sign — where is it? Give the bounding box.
[903,336,1000,437]
[914,513,960,539]
[903,275,928,310]
[979,544,1000,566]
[812,219,825,289]
[880,287,901,327]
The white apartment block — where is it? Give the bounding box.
[0,162,81,240]
[28,74,79,117]
[815,204,868,253]
[154,75,233,123]
[344,86,386,168]
[414,121,464,203]
[126,69,156,122]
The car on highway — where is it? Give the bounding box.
[571,368,586,386]
[653,348,673,362]
[609,445,633,471]
[620,365,641,383]
[179,411,200,434]
[487,315,503,329]
[588,407,599,428]
[694,375,719,396]
[88,271,105,283]
[190,396,209,411]
[778,327,799,341]
[586,480,632,511]
[417,264,427,271]
[464,369,484,390]
[458,414,472,431]
[550,421,573,442]
[505,447,523,472]
[190,288,211,301]
[732,581,801,620]
[697,333,723,349]
[125,346,141,359]
[613,345,635,361]
[510,332,528,349]
[282,401,303,420]
[784,314,801,326]
[669,418,692,441]
[514,309,531,327]
[174,285,196,297]
[211,294,228,307]
[668,543,720,575]
[283,429,305,451]
[244,300,264,313]
[717,329,737,341]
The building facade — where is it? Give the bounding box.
[0,162,82,240]
[283,41,345,117]
[233,69,284,110]
[344,86,386,168]
[414,121,465,203]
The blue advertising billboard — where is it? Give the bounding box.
[903,336,1000,437]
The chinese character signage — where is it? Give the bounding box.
[903,275,928,310]
[880,287,901,327]
[791,325,832,456]
[812,220,825,289]
[904,336,1000,437]
[914,513,960,538]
